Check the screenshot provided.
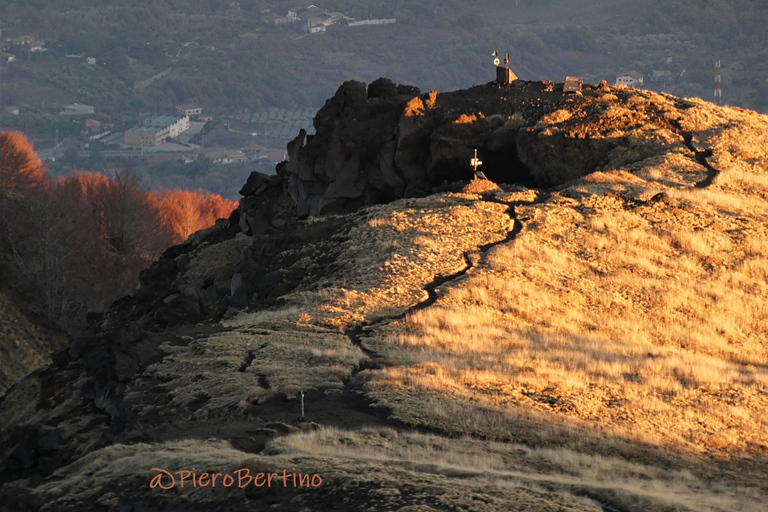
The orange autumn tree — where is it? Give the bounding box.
[152,189,237,243]
[1,131,238,329]
[0,131,46,194]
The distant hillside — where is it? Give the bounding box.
[1,0,766,118]
[1,79,766,511]
[3,0,766,204]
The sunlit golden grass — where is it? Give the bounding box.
[360,99,768,460]
[252,195,513,330]
[271,427,767,512]
[367,185,768,455]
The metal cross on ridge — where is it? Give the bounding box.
[471,149,487,179]
[471,149,483,171]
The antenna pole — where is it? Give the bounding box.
[714,55,722,105]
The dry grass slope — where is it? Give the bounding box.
[4,92,768,512]
[188,94,767,511]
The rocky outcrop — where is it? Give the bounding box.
[4,76,759,511]
[273,78,686,217]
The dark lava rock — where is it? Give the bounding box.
[35,425,60,454]
[239,171,272,197]
[272,78,678,218]
[368,77,399,99]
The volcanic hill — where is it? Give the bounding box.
[1,78,767,512]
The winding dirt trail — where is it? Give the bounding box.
[680,131,721,188]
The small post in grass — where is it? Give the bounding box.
[300,390,305,422]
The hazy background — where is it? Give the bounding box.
[1,0,766,196]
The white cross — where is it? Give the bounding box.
[471,149,483,171]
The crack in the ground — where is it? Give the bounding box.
[238,351,257,373]
[681,131,720,188]
[342,185,553,407]
[405,251,473,316]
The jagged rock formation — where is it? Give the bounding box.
[2,79,768,512]
[271,77,688,217]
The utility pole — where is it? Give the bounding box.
[714,55,722,105]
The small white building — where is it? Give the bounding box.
[125,116,190,146]
[86,57,96,65]
[615,71,644,87]
[307,18,327,33]
[148,115,190,138]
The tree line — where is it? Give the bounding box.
[0,131,237,331]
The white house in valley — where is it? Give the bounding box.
[615,71,644,87]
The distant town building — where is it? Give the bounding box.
[194,147,247,164]
[86,57,96,65]
[60,103,95,116]
[0,53,15,62]
[28,41,45,52]
[283,6,361,30]
[287,7,301,20]
[615,71,644,87]
[147,115,190,138]
[5,106,20,116]
[11,35,35,46]
[124,127,167,147]
[125,116,190,146]
[176,105,203,116]
[307,18,327,34]
[242,143,268,161]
